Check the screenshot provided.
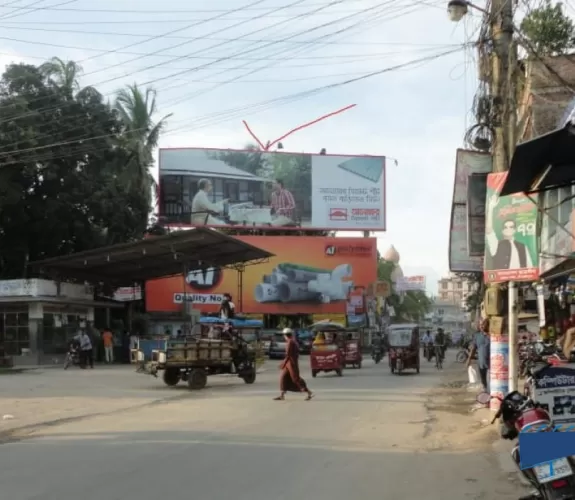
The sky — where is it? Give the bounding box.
[0,0,485,295]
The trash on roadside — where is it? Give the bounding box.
[2,414,15,420]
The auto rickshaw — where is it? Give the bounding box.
[343,330,362,369]
[388,323,420,374]
[310,325,345,377]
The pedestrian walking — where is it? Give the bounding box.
[75,329,94,369]
[467,318,490,392]
[102,327,114,364]
[274,328,313,401]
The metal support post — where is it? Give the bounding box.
[508,281,519,392]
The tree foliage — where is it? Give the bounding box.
[0,59,166,279]
[521,1,575,55]
[377,258,431,322]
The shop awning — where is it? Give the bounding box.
[29,227,273,285]
[500,123,575,196]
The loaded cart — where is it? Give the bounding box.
[139,335,258,390]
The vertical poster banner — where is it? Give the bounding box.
[484,172,539,283]
[449,149,492,272]
[490,334,509,412]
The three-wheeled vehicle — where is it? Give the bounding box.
[138,321,258,390]
[343,330,362,369]
[199,316,265,369]
[388,323,420,375]
[310,323,345,377]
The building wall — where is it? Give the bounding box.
[436,273,475,307]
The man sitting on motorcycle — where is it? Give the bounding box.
[422,330,434,361]
[434,328,446,361]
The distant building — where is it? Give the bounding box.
[437,273,475,308]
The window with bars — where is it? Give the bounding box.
[0,306,30,356]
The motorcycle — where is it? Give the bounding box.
[63,342,80,370]
[371,345,383,364]
[477,391,575,499]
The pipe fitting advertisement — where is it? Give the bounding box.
[145,236,377,315]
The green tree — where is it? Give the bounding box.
[521,1,575,55]
[115,84,172,204]
[377,258,431,322]
[0,61,151,278]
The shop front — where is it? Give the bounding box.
[0,279,121,365]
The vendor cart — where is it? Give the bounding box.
[310,327,345,377]
[138,331,257,390]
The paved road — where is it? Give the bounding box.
[1,355,522,500]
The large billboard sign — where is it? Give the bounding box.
[145,236,377,315]
[158,148,386,231]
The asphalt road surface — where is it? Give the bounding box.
[1,355,521,500]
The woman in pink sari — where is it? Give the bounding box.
[274,328,313,401]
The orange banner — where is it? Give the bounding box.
[146,236,377,315]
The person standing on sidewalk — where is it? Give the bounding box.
[75,329,94,369]
[467,318,490,391]
[102,327,114,364]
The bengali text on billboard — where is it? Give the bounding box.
[484,172,539,283]
[145,236,378,315]
[158,148,386,231]
[396,275,426,292]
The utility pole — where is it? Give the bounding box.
[490,0,519,392]
[448,0,519,393]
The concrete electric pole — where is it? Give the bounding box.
[447,0,519,391]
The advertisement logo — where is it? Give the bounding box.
[325,244,372,257]
[185,267,223,290]
[329,208,348,221]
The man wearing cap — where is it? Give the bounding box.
[274,327,313,401]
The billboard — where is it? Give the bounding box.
[448,149,492,272]
[467,173,487,256]
[484,172,539,283]
[396,275,426,292]
[158,148,386,231]
[145,236,377,315]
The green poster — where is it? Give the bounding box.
[484,172,539,283]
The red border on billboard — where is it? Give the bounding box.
[157,147,387,232]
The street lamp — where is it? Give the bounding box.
[447,0,488,21]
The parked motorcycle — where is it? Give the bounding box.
[478,391,575,499]
[63,342,80,370]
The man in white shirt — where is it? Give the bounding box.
[421,330,434,361]
[485,194,534,270]
[190,179,227,225]
[74,330,93,369]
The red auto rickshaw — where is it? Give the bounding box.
[343,330,362,369]
[388,323,420,375]
[310,326,345,378]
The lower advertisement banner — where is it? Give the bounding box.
[146,236,377,315]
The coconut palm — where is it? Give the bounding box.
[114,84,172,202]
[39,57,99,101]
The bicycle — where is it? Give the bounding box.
[434,345,444,370]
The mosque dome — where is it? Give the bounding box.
[383,245,400,264]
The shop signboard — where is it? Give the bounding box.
[158,148,386,232]
[449,149,492,272]
[532,366,575,425]
[396,275,426,292]
[145,236,377,315]
[484,172,539,283]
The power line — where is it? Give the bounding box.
[0,47,463,164]
[0,0,77,21]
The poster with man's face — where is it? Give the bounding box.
[483,172,539,283]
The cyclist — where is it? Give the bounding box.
[434,328,446,363]
[421,329,434,361]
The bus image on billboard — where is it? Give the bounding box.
[158,148,386,232]
[145,236,378,315]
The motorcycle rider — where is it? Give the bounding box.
[421,329,434,361]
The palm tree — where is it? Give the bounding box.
[114,84,172,204]
[39,57,99,101]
